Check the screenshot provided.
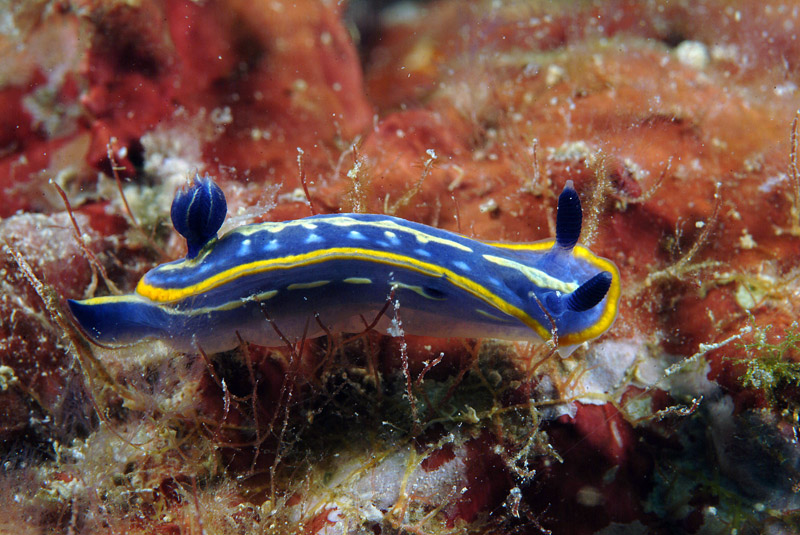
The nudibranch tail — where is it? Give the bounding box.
[555,179,582,251]
[67,296,169,347]
[170,173,227,259]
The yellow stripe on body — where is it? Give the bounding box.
[482,239,554,252]
[135,246,554,341]
[76,294,148,306]
[79,290,280,317]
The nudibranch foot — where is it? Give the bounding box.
[68,175,620,356]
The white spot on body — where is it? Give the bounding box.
[343,277,372,284]
[348,230,367,240]
[287,280,330,290]
[305,233,324,244]
[265,239,279,251]
[453,260,470,271]
[415,248,432,257]
[384,230,400,244]
[324,216,472,252]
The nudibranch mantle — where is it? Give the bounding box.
[68,174,620,355]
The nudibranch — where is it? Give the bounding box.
[68,174,620,355]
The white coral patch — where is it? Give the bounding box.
[289,443,468,534]
[561,338,645,405]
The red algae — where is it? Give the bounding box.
[4,0,800,534]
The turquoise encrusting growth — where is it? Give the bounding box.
[68,175,620,355]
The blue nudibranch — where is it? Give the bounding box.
[68,173,620,355]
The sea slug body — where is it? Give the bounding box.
[68,174,620,355]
